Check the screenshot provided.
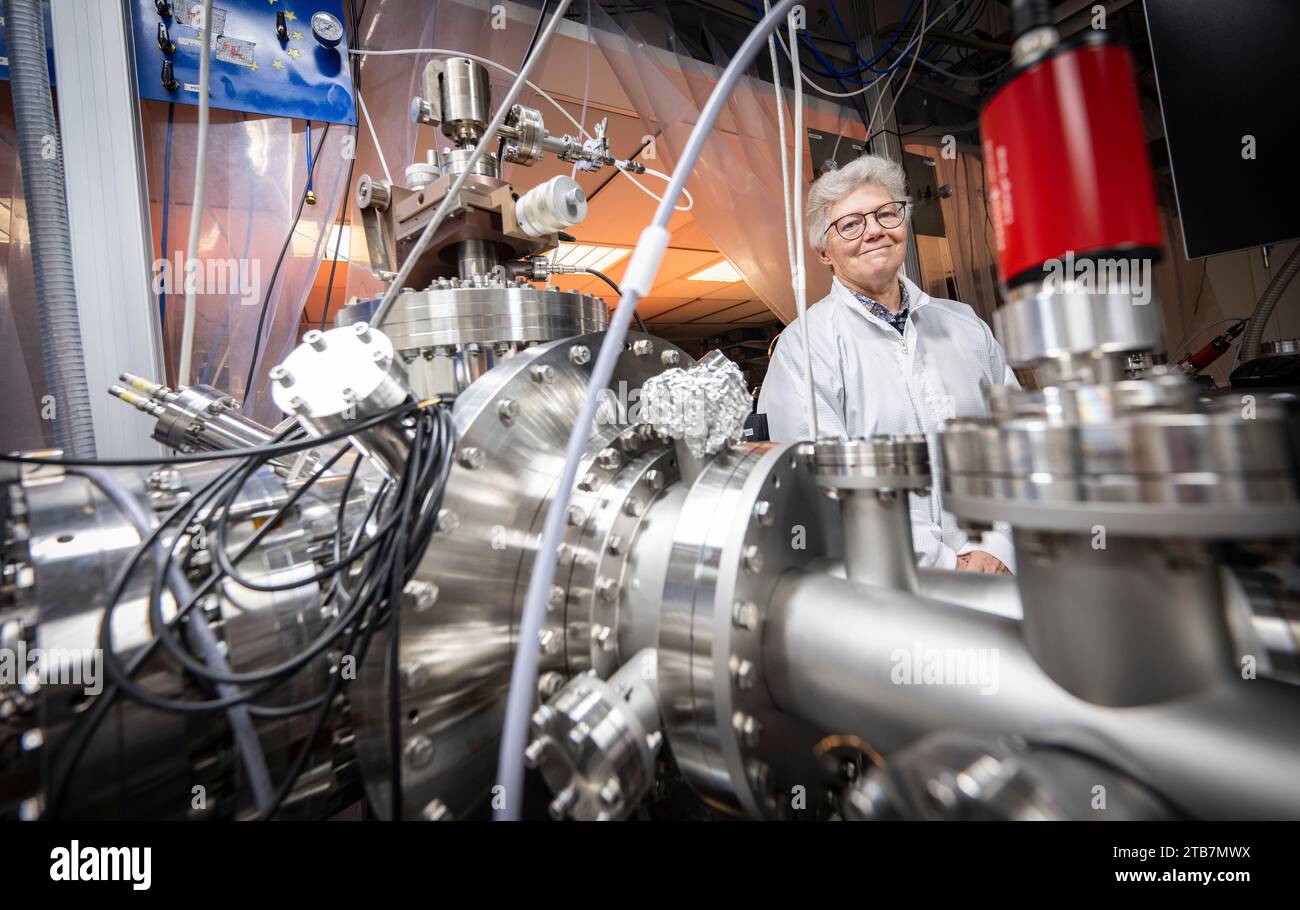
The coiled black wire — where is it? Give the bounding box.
[46,398,456,821]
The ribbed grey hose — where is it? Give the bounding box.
[1238,244,1300,364]
[73,467,275,814]
[4,0,97,457]
[495,0,803,820]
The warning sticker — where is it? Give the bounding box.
[215,36,256,68]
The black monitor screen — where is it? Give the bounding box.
[1144,0,1300,258]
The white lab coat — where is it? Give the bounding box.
[758,274,1019,571]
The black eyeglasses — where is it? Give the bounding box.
[825,201,909,241]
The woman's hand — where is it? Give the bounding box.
[956,550,1012,575]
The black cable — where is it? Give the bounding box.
[243,120,333,406]
[56,401,457,819]
[522,1,553,65]
[582,267,648,333]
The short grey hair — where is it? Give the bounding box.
[807,154,911,251]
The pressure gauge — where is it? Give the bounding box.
[311,11,344,47]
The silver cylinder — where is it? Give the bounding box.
[840,489,918,591]
[428,57,491,143]
[763,569,1300,819]
[456,238,497,280]
[1014,530,1237,706]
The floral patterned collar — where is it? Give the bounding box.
[846,281,910,335]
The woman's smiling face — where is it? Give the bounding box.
[817,182,909,294]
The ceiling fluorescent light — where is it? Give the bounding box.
[687,260,742,282]
[552,243,631,273]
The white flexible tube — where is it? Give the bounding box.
[369,0,574,329]
[177,0,214,387]
[788,12,818,441]
[494,0,804,821]
[356,89,393,185]
[764,0,797,279]
[349,47,693,212]
[879,0,929,134]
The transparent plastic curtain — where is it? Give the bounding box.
[142,102,349,425]
[906,140,999,325]
[0,80,51,451]
[347,0,837,324]
[587,0,833,324]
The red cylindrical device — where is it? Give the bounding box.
[980,35,1163,287]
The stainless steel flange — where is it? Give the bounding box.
[349,331,692,820]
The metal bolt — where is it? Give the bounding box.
[752,500,774,527]
[732,600,759,630]
[268,365,293,385]
[435,509,460,533]
[21,728,43,751]
[421,799,451,821]
[497,398,520,423]
[404,580,438,612]
[742,545,764,574]
[748,760,770,792]
[533,705,555,728]
[537,672,566,700]
[372,350,390,366]
[353,322,372,340]
[287,396,307,412]
[596,577,618,604]
[531,364,554,383]
[644,469,664,491]
[405,735,434,768]
[457,446,485,469]
[566,505,585,527]
[599,778,622,806]
[618,433,641,454]
[733,712,762,748]
[538,628,561,655]
[661,349,681,366]
[547,585,566,611]
[592,624,615,651]
[578,472,599,492]
[733,658,756,690]
[631,339,653,356]
[401,662,430,691]
[569,344,591,366]
[304,329,327,351]
[524,739,547,769]
[607,535,625,556]
[623,497,643,518]
[646,730,663,751]
[597,447,621,470]
[549,785,577,820]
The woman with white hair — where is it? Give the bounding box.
[758,154,1017,575]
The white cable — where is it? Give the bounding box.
[495,0,804,821]
[571,0,592,181]
[765,0,797,280]
[368,1,574,328]
[356,88,393,185]
[771,0,961,101]
[177,0,214,387]
[349,47,693,211]
[788,10,817,442]
[880,0,929,133]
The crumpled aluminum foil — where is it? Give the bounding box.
[640,353,751,459]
